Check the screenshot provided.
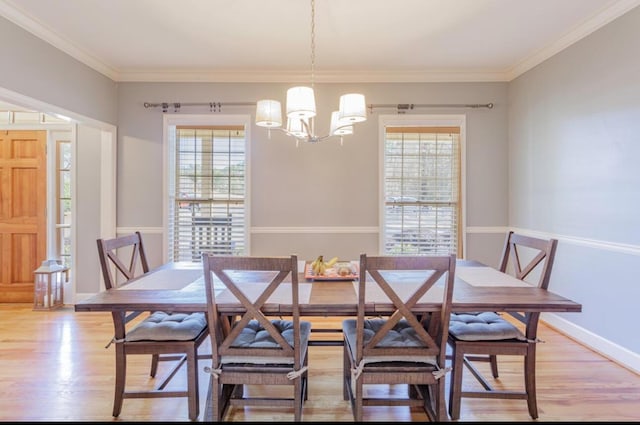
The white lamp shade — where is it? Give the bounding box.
[286,86,316,119]
[330,111,353,136]
[255,99,283,128]
[338,93,367,123]
[287,118,309,138]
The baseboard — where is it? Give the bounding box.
[542,312,640,375]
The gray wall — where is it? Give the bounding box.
[508,6,640,356]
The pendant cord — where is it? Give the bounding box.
[310,0,315,89]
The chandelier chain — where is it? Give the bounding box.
[310,0,315,88]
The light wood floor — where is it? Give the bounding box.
[1,304,638,422]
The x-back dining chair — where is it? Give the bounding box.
[447,231,558,420]
[96,231,208,421]
[202,254,311,421]
[342,253,457,422]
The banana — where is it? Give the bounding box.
[316,261,327,276]
[311,255,324,275]
[325,256,339,268]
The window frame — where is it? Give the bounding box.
[163,114,251,263]
[378,114,466,258]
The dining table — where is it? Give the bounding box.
[74,259,583,317]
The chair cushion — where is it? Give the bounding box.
[126,311,207,342]
[221,319,312,365]
[342,318,437,365]
[449,311,526,341]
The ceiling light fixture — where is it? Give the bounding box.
[255,0,366,146]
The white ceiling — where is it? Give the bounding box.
[1,0,639,83]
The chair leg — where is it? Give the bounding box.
[525,344,538,419]
[435,380,448,422]
[489,354,499,378]
[294,376,303,422]
[150,353,159,377]
[186,346,199,421]
[303,351,309,401]
[211,377,221,421]
[448,343,464,420]
[113,345,126,417]
[342,343,350,401]
[354,374,364,421]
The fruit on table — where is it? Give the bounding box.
[335,261,352,276]
[311,255,326,275]
[338,266,351,276]
[310,255,339,276]
[325,256,338,268]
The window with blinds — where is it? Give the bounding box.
[170,125,247,262]
[56,138,72,268]
[382,126,461,256]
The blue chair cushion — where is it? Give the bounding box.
[449,312,526,341]
[221,319,312,365]
[342,318,438,365]
[126,311,207,342]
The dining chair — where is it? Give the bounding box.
[202,254,311,421]
[96,231,209,421]
[447,231,558,420]
[342,253,457,422]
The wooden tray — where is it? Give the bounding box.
[304,261,359,281]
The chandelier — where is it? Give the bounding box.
[255,0,367,145]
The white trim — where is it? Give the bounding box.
[509,227,640,256]
[542,313,640,375]
[69,124,78,303]
[100,129,116,239]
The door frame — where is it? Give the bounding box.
[0,86,117,303]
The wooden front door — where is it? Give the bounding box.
[0,130,47,302]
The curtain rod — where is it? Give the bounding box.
[143,101,494,113]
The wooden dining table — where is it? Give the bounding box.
[74,259,582,316]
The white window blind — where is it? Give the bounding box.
[170,125,247,262]
[382,126,461,256]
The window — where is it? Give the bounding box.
[55,138,72,268]
[167,121,248,262]
[381,119,463,256]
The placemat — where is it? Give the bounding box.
[456,266,532,287]
[352,280,445,303]
[121,268,203,290]
[215,283,312,304]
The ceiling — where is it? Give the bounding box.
[1,0,639,84]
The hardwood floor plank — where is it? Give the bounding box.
[0,304,638,421]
